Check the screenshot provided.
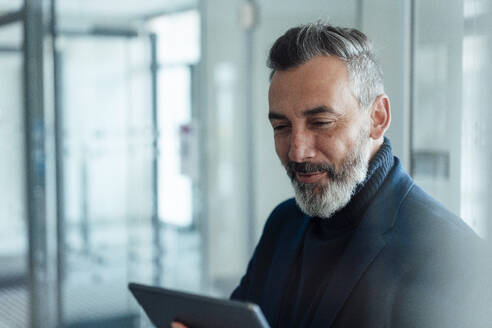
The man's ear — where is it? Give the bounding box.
[369,94,391,140]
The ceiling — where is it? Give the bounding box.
[0,0,198,25]
[0,0,198,45]
[57,0,197,20]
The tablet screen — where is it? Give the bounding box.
[128,282,270,328]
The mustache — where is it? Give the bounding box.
[286,161,338,180]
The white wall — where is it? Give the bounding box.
[411,0,464,216]
[200,0,251,293]
[361,0,412,170]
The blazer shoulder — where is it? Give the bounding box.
[401,184,477,237]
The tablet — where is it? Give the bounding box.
[128,282,270,328]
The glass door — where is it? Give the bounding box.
[56,15,203,324]
[0,19,29,328]
[0,2,203,327]
[56,31,157,327]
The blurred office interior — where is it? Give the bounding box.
[0,0,491,327]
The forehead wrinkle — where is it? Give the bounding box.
[303,105,337,117]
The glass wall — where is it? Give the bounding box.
[412,0,464,217]
[460,0,492,238]
[59,34,154,326]
[56,4,203,327]
[0,1,203,327]
[412,0,492,238]
[0,21,28,328]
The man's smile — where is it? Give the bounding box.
[296,171,327,183]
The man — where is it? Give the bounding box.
[174,22,490,328]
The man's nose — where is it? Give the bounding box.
[288,129,316,162]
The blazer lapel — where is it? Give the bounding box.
[309,158,414,327]
[262,215,310,326]
[309,229,386,327]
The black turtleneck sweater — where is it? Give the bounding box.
[277,138,394,328]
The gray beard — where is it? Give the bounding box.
[289,132,371,219]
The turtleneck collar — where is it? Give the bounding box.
[313,137,395,230]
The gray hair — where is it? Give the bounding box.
[267,22,384,110]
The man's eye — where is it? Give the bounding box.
[312,121,333,127]
[273,125,287,131]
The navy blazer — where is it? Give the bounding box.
[231,158,490,327]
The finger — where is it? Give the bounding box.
[171,321,188,328]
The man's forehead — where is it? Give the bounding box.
[268,57,357,119]
[269,58,349,96]
[270,56,348,79]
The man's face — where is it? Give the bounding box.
[268,55,372,218]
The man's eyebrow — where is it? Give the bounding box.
[303,106,336,116]
[268,106,335,120]
[268,111,286,120]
